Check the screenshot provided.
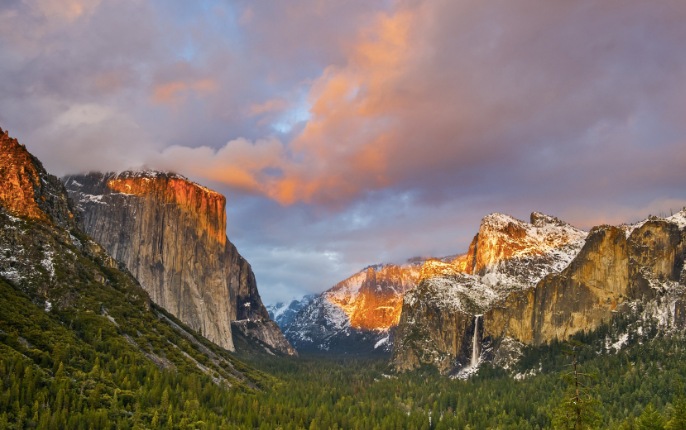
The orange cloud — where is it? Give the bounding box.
[29,0,102,21]
[153,137,286,196]
[151,78,218,106]
[260,9,416,205]
[147,7,419,206]
[248,98,288,116]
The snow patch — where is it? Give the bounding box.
[40,250,55,279]
[374,336,389,349]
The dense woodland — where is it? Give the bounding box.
[2,264,686,430]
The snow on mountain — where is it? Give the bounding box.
[668,208,686,229]
[284,260,426,354]
[404,212,588,315]
[285,212,589,355]
[622,208,686,237]
[266,294,317,330]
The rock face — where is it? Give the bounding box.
[285,263,422,354]
[0,129,76,228]
[63,171,295,355]
[0,128,262,388]
[392,212,686,375]
[231,320,298,356]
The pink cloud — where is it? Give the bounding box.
[151,78,218,107]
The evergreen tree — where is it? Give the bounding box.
[666,383,686,430]
[638,404,665,430]
[552,341,601,429]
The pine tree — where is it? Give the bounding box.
[552,341,601,429]
[55,362,65,379]
[666,383,686,430]
[638,404,665,430]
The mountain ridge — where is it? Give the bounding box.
[392,210,686,376]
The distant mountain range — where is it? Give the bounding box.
[266,294,318,329]
[279,209,686,378]
[3,124,686,382]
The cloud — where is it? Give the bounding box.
[151,78,218,106]
[27,0,102,21]
[3,0,686,302]
[145,1,686,211]
[154,137,286,194]
[247,98,288,116]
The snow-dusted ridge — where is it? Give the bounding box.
[621,208,686,237]
[407,212,588,315]
[63,169,222,198]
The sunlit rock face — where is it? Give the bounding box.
[63,171,295,355]
[464,212,588,276]
[285,263,423,354]
[329,265,419,330]
[0,128,76,228]
[392,212,686,375]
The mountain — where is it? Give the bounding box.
[284,263,422,354]
[266,294,317,329]
[62,171,296,356]
[0,127,266,427]
[391,211,686,376]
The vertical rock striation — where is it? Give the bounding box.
[63,171,294,355]
[0,128,262,386]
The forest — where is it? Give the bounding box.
[1,266,685,430]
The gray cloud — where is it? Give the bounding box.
[2,0,686,303]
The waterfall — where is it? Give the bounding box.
[471,315,480,367]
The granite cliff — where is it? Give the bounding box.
[0,127,262,390]
[392,212,686,375]
[63,171,296,355]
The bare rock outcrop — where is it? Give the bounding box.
[63,171,294,355]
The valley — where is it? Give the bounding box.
[1,126,686,429]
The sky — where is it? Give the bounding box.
[2,0,686,304]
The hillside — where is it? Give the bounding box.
[0,128,269,428]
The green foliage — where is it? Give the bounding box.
[666,382,686,430]
[638,403,665,430]
[552,341,601,429]
[2,212,686,429]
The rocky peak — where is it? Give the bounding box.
[530,211,568,227]
[392,209,686,376]
[324,264,419,331]
[65,170,226,246]
[285,262,422,353]
[0,128,76,229]
[667,209,686,229]
[419,259,463,281]
[466,212,587,275]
